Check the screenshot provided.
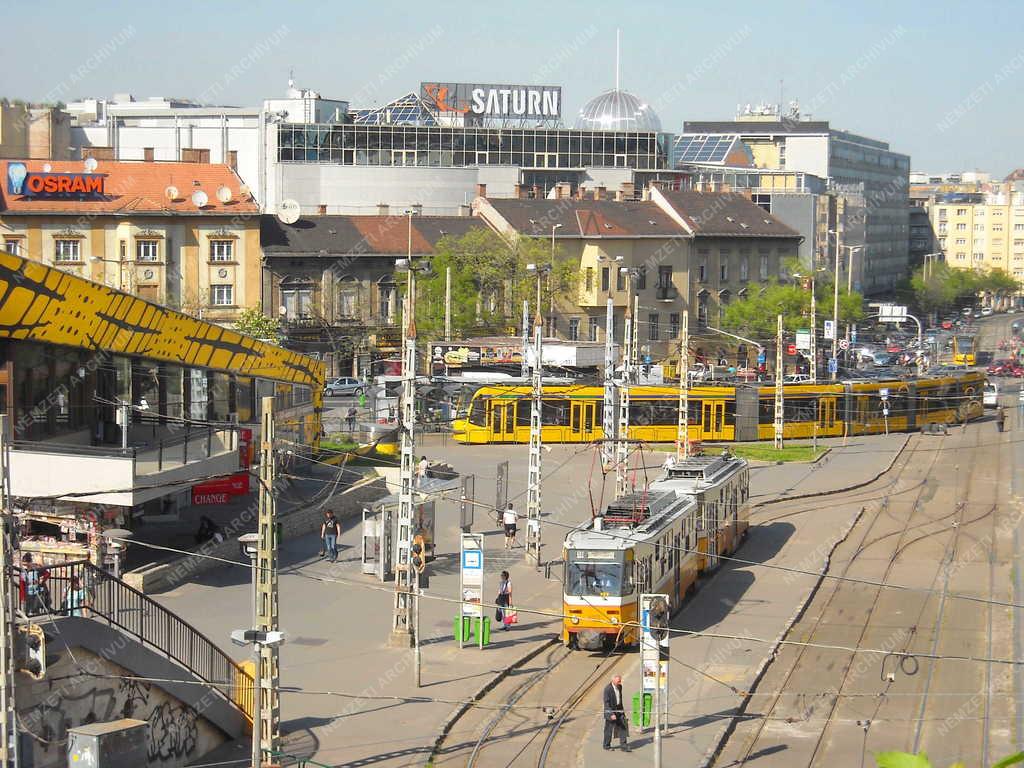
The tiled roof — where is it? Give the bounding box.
[260,215,488,256]
[485,198,682,238]
[0,159,257,215]
[655,190,800,238]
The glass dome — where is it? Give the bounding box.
[574,89,662,132]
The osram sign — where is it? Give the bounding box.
[6,163,106,197]
[421,82,561,119]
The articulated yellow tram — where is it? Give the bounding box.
[452,371,985,445]
[563,453,750,650]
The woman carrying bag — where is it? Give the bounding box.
[496,571,516,631]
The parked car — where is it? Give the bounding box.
[784,373,813,384]
[324,377,364,397]
[981,306,994,317]
[984,381,999,408]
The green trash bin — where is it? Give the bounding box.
[454,615,473,643]
[632,692,652,728]
[473,616,491,646]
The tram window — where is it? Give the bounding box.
[541,399,570,426]
[468,397,489,426]
[758,398,774,425]
[724,399,736,426]
[566,553,631,596]
[516,398,531,426]
[783,397,816,422]
[629,402,654,426]
[687,400,701,425]
[650,401,678,425]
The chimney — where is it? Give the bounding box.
[459,203,471,217]
[532,184,540,199]
[377,203,390,216]
[412,203,423,215]
[595,186,606,201]
[318,204,327,215]
[576,186,586,200]
[614,190,624,202]
[620,182,635,199]
[514,184,524,199]
[475,183,487,198]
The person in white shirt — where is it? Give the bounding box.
[502,502,518,549]
[416,455,429,485]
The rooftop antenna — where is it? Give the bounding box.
[288,67,294,89]
[615,29,621,91]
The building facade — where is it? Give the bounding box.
[678,114,910,295]
[0,102,72,160]
[261,213,487,376]
[0,160,260,324]
[475,188,800,362]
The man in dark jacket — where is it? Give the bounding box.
[602,675,630,751]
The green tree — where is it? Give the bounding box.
[721,278,864,343]
[413,229,575,340]
[234,308,281,343]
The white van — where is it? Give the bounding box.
[983,381,999,408]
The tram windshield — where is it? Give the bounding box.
[565,549,632,597]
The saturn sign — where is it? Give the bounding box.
[421,82,561,119]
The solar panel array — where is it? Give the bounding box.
[672,134,739,165]
[352,93,436,126]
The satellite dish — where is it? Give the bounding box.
[164,185,180,201]
[191,189,209,208]
[277,198,300,225]
[278,305,287,316]
[239,183,251,199]
[84,157,99,173]
[42,163,52,173]
[216,185,233,203]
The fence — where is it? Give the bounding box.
[17,560,254,720]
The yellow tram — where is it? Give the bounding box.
[562,453,750,650]
[452,371,985,446]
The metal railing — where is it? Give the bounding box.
[18,560,254,720]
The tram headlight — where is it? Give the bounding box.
[571,616,580,624]
[609,616,619,624]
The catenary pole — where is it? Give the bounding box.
[0,415,15,768]
[774,314,785,450]
[615,279,633,499]
[676,310,689,461]
[526,309,543,567]
[256,397,280,757]
[602,295,615,469]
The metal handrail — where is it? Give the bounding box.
[17,560,254,720]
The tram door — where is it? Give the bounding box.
[702,401,726,440]
[570,401,596,441]
[489,401,517,442]
[818,397,837,433]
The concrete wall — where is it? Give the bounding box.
[17,619,238,768]
[783,135,829,178]
[768,193,816,266]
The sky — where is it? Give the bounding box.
[3,0,1022,176]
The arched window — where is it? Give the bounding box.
[280,276,316,321]
[697,289,710,328]
[337,276,360,319]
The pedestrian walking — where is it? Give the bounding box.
[602,675,630,751]
[502,502,518,549]
[416,455,429,485]
[358,390,367,410]
[346,406,358,432]
[321,510,341,563]
[996,406,1006,433]
[62,574,90,617]
[496,570,513,631]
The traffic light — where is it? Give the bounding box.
[18,624,45,680]
[411,535,427,574]
[648,597,670,642]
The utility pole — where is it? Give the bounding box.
[809,276,817,384]
[615,286,633,499]
[256,396,280,757]
[444,266,452,342]
[391,263,418,658]
[831,230,840,380]
[0,415,16,768]
[526,308,543,567]
[521,300,530,379]
[602,295,615,469]
[676,310,689,461]
[774,314,784,450]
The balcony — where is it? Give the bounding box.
[10,426,240,507]
[656,285,678,301]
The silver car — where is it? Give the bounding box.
[324,377,364,397]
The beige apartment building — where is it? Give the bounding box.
[928,185,1024,287]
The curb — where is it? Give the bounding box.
[752,433,911,510]
[427,636,560,764]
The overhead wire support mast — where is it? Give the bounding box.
[256,396,280,756]
[676,310,690,461]
[601,294,616,469]
[615,289,634,499]
[391,259,418,650]
[0,415,16,768]
[774,313,785,450]
[526,309,543,567]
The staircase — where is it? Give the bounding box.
[19,560,254,721]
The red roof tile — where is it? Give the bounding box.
[0,159,258,216]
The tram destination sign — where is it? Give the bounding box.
[421,82,561,119]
